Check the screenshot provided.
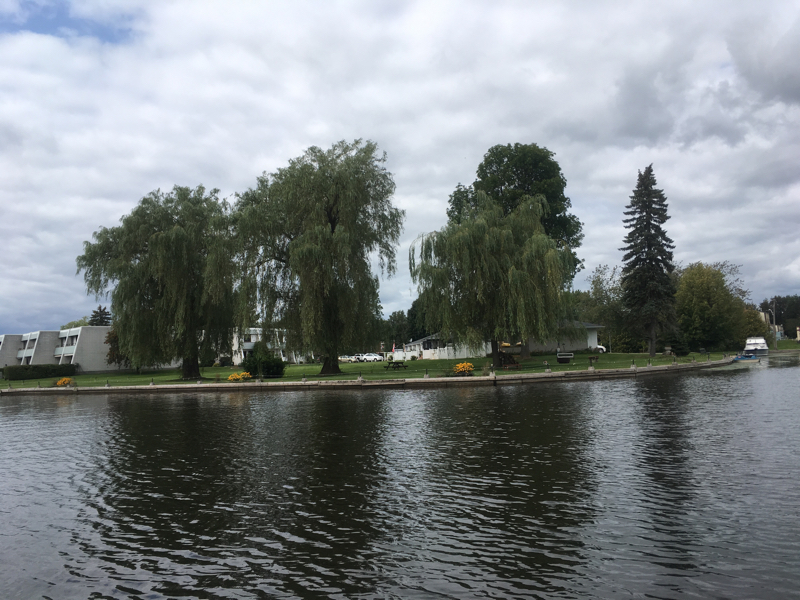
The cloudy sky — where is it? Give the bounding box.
[1,0,799,334]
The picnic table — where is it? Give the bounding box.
[384,360,408,370]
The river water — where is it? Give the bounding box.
[2,356,800,599]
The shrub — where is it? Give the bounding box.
[3,363,77,381]
[261,355,285,378]
[56,377,74,387]
[241,346,285,379]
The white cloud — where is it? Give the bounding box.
[1,0,799,333]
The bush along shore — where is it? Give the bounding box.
[1,352,736,395]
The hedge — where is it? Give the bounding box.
[3,363,77,381]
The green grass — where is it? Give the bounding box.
[777,338,800,350]
[1,351,731,390]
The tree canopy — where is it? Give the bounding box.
[61,316,89,329]
[411,191,572,368]
[89,305,111,326]
[760,295,800,340]
[574,264,641,352]
[620,165,676,357]
[235,140,404,374]
[676,263,747,351]
[446,143,583,268]
[77,186,236,378]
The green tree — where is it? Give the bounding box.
[104,328,130,369]
[77,186,236,379]
[235,140,404,375]
[760,295,800,339]
[446,143,583,273]
[89,305,112,326]
[676,263,747,351]
[577,264,640,352]
[383,310,408,351]
[411,191,572,368]
[742,307,772,343]
[406,296,433,342]
[620,165,676,357]
[61,316,89,329]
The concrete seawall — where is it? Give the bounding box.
[0,357,735,396]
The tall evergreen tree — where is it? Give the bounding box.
[620,165,676,357]
[89,305,112,326]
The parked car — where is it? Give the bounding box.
[361,353,384,362]
[595,345,606,353]
[339,355,355,363]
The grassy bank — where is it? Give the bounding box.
[777,338,800,350]
[2,351,730,390]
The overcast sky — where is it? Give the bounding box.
[1,0,799,334]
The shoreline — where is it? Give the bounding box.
[1,357,735,396]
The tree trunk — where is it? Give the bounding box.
[648,320,657,357]
[182,354,201,379]
[491,339,502,369]
[319,355,342,375]
[519,337,530,359]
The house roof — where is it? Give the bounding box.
[404,333,441,346]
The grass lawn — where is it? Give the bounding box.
[777,338,800,350]
[2,350,731,390]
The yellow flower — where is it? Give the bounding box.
[227,372,252,382]
[453,362,474,375]
[56,377,73,387]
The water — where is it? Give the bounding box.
[2,356,799,599]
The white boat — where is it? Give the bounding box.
[743,337,769,356]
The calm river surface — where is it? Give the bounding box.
[2,356,800,599]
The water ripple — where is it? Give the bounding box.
[1,359,799,598]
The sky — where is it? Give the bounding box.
[1,0,799,334]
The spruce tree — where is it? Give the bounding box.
[88,305,111,326]
[620,165,676,357]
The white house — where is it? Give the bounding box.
[231,328,308,365]
[400,334,491,361]
[399,322,604,360]
[526,322,604,353]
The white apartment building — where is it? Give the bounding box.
[1,326,123,372]
[0,334,24,369]
[54,326,124,372]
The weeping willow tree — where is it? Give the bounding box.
[234,140,404,375]
[76,186,236,378]
[410,191,573,368]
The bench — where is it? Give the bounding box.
[384,361,408,370]
[502,363,520,370]
[556,352,574,364]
